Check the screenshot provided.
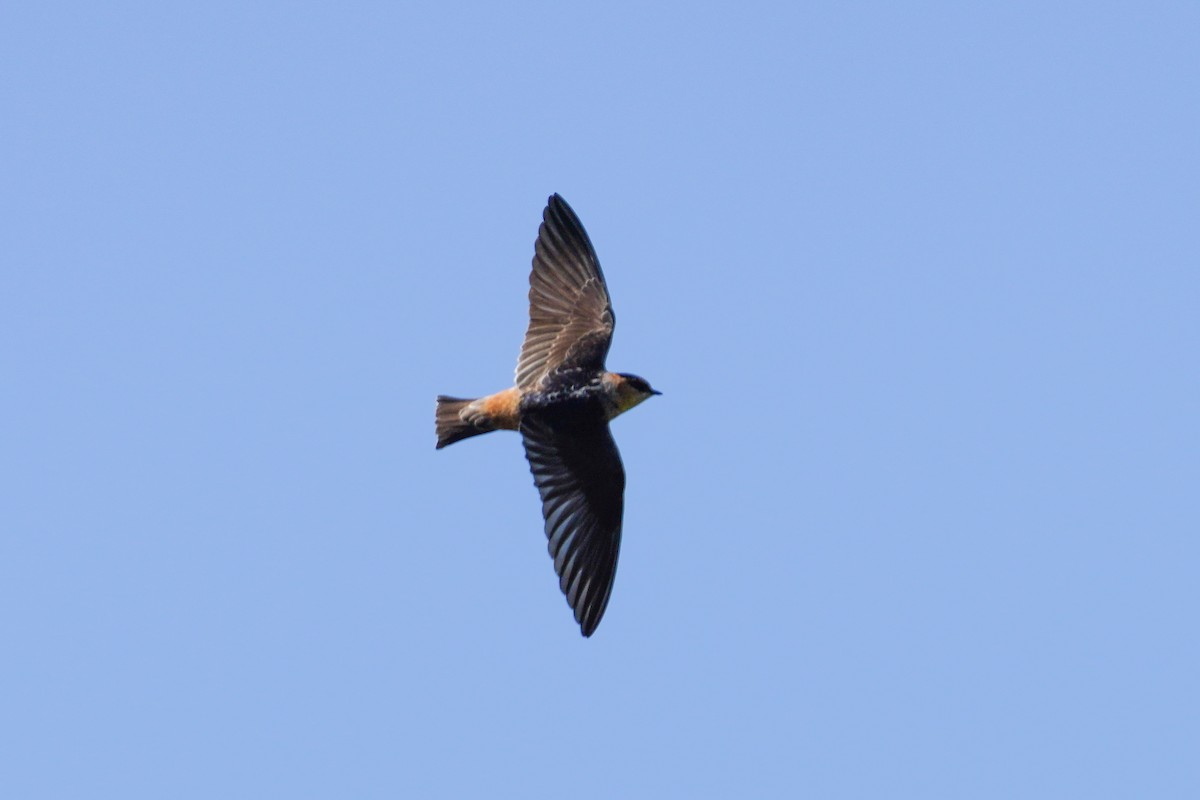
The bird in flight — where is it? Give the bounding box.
[436,194,660,637]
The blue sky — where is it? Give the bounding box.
[2,2,1197,797]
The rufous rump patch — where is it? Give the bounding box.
[481,387,521,430]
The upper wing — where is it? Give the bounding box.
[514,195,615,390]
[521,411,625,637]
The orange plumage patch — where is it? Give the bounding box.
[481,387,521,430]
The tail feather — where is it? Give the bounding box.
[436,395,491,449]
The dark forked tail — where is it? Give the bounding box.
[435,395,491,449]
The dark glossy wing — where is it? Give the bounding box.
[521,411,625,637]
[515,194,615,390]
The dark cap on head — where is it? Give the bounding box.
[618,373,661,395]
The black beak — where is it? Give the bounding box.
[651,389,663,396]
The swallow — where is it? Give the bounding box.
[435,194,660,637]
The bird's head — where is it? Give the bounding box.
[611,372,662,415]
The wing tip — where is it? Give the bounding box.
[578,605,601,637]
[545,193,579,225]
[576,593,611,638]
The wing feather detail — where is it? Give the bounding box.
[515,195,615,390]
[521,412,624,637]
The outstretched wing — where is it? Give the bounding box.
[515,195,615,390]
[521,411,625,637]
